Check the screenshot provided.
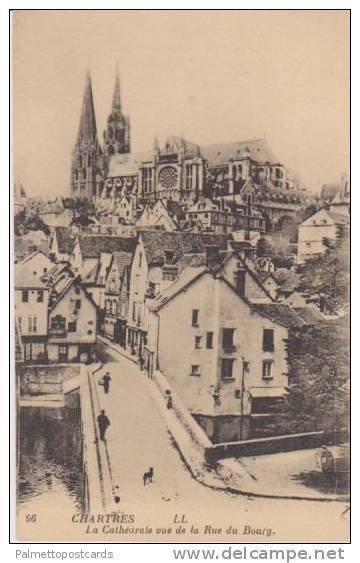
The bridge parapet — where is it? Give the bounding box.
[80,367,115,513]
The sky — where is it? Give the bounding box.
[13,10,349,197]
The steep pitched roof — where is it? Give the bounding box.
[82,260,100,284]
[150,266,207,311]
[150,265,303,329]
[40,263,72,286]
[252,303,305,328]
[49,276,97,311]
[294,306,325,325]
[78,235,136,258]
[21,249,53,267]
[162,136,201,157]
[255,272,276,284]
[178,250,232,271]
[139,231,228,267]
[15,266,48,289]
[54,227,76,254]
[200,138,280,167]
[112,251,132,279]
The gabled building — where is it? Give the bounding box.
[15,230,50,262]
[329,177,350,218]
[69,234,136,277]
[253,272,280,300]
[103,251,133,346]
[49,227,76,263]
[112,195,137,224]
[136,199,179,231]
[147,266,304,443]
[20,250,55,278]
[80,252,113,311]
[297,208,350,264]
[15,266,49,362]
[185,197,266,235]
[127,231,229,354]
[47,275,97,363]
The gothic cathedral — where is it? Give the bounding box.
[70,70,131,200]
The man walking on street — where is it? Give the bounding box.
[97,409,110,441]
[102,372,112,394]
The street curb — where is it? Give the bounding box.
[97,337,349,504]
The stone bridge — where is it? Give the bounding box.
[17,362,115,513]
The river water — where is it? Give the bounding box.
[17,395,83,527]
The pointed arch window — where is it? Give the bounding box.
[143,168,152,193]
[186,163,193,190]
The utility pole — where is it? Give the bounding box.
[239,356,248,440]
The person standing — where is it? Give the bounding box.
[97,409,110,441]
[102,372,112,394]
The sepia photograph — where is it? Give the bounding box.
[12,9,350,543]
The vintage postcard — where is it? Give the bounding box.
[12,9,350,543]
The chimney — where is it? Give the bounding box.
[205,245,221,267]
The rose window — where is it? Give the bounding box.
[158,166,178,189]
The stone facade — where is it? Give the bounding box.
[146,270,295,443]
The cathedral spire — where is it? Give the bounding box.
[153,135,160,153]
[70,71,100,200]
[112,67,122,112]
[103,68,131,156]
[77,71,98,143]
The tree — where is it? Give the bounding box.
[272,254,294,269]
[70,200,97,226]
[273,320,349,436]
[14,210,50,236]
[298,235,349,313]
[256,237,274,257]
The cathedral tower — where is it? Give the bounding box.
[71,72,101,200]
[103,70,131,156]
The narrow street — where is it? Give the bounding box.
[91,343,350,543]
